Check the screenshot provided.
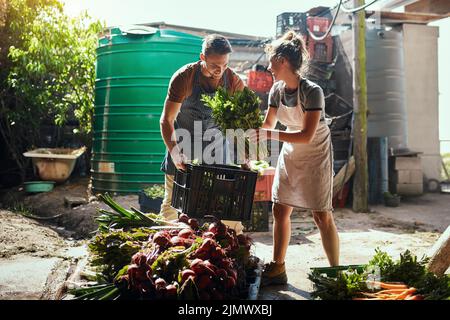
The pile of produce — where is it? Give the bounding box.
[201,87,266,161]
[143,185,165,200]
[308,249,450,300]
[69,194,260,300]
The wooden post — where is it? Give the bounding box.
[427,225,450,276]
[352,0,369,212]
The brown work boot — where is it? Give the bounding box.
[261,261,287,287]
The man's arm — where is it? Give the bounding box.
[160,97,186,170]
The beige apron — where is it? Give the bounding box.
[271,80,333,211]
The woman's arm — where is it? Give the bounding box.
[251,110,321,144]
[261,106,278,130]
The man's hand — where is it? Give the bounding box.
[170,146,187,171]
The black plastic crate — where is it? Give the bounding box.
[138,191,163,213]
[171,164,258,221]
[276,12,307,38]
[244,201,271,232]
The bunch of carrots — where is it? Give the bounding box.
[353,281,424,300]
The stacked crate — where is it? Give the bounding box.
[389,156,424,196]
[244,167,276,232]
[306,16,334,63]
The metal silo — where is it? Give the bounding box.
[366,28,408,151]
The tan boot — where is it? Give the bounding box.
[261,261,287,287]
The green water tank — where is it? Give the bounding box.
[91,25,202,194]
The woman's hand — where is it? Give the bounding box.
[248,128,272,144]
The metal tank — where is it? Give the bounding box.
[92,26,202,194]
[366,28,408,151]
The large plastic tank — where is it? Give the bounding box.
[91,26,202,194]
[366,28,408,151]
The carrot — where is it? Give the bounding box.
[394,288,417,300]
[367,281,408,290]
[376,288,410,295]
[405,294,424,300]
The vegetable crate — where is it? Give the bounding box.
[253,167,275,202]
[138,191,163,213]
[310,265,366,278]
[171,164,258,221]
[243,201,271,232]
[246,70,273,93]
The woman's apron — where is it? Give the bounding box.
[161,63,231,175]
[271,80,334,211]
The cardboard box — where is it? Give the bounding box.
[395,183,423,196]
[395,170,423,184]
[394,157,422,170]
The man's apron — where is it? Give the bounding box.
[271,80,333,211]
[161,62,230,175]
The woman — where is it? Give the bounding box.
[249,31,340,286]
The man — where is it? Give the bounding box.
[159,34,245,232]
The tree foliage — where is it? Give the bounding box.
[0,0,104,180]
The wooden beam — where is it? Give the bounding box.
[427,225,450,276]
[379,10,449,23]
[352,0,369,213]
[405,0,450,15]
[333,156,356,198]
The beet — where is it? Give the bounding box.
[152,231,170,247]
[178,228,194,239]
[170,236,185,247]
[188,218,199,229]
[225,276,236,289]
[181,269,196,283]
[165,284,178,298]
[179,213,190,224]
[169,229,179,237]
[227,269,237,281]
[190,258,205,274]
[131,252,147,267]
[196,274,212,290]
[215,268,228,279]
[155,278,167,289]
[208,223,218,234]
[202,231,215,239]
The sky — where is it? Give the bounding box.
[61,0,449,153]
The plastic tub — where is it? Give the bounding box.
[24,181,55,193]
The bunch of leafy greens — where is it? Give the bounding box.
[367,249,450,300]
[96,193,170,232]
[201,87,263,132]
[143,185,165,199]
[201,87,265,161]
[308,249,450,300]
[308,268,368,300]
[88,228,154,281]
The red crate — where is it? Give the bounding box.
[333,182,350,208]
[308,36,333,63]
[246,70,273,93]
[307,16,330,35]
[253,167,276,202]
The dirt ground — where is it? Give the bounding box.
[0,178,449,300]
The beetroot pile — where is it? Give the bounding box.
[71,201,259,300]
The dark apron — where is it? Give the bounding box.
[161,62,230,175]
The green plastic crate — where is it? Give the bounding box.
[310,264,366,278]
